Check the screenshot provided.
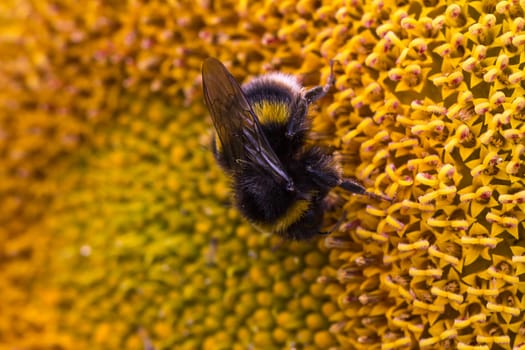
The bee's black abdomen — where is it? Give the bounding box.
[233,167,296,223]
[231,145,341,238]
[279,201,325,240]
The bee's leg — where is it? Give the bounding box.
[305,163,340,189]
[304,60,335,104]
[339,178,393,202]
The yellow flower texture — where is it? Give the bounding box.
[1,0,525,349]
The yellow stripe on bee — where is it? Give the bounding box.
[252,101,289,124]
[258,199,310,233]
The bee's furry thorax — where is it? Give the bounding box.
[202,58,382,240]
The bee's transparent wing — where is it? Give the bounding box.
[202,57,294,190]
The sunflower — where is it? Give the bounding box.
[1,0,524,349]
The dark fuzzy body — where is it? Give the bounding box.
[213,75,340,239]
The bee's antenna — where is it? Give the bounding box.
[304,60,336,104]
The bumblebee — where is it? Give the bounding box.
[202,57,387,240]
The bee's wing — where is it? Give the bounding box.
[202,57,294,190]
